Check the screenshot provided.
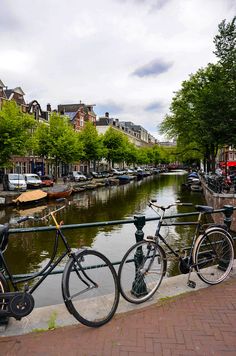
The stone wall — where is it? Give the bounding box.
[202,181,236,232]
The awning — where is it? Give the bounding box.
[219,161,236,167]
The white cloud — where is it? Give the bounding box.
[0,0,235,139]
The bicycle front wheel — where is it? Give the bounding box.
[118,240,166,304]
[62,249,119,328]
[194,228,234,285]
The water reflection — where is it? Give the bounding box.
[1,172,207,305]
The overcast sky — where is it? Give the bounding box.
[0,0,235,139]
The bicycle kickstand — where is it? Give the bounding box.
[187,268,196,289]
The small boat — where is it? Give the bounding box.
[13,189,47,205]
[116,175,131,184]
[190,184,203,192]
[47,186,73,199]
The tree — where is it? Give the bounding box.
[34,112,82,178]
[78,121,104,171]
[0,101,36,167]
[122,140,138,167]
[214,16,236,69]
[160,17,236,172]
[102,127,128,167]
[214,16,236,144]
[160,62,236,172]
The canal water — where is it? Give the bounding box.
[1,171,206,307]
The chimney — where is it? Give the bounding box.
[47,103,51,112]
[105,112,109,118]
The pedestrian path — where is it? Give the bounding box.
[0,274,236,355]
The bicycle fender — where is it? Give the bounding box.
[204,226,234,244]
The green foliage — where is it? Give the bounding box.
[0,101,36,167]
[214,16,236,68]
[123,141,138,166]
[34,112,82,164]
[160,17,236,171]
[78,121,104,163]
[160,62,235,171]
[102,127,128,166]
[47,311,58,330]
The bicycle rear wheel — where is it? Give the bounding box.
[0,272,9,325]
[193,228,234,285]
[118,240,166,304]
[62,249,119,327]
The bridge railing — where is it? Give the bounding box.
[6,204,236,280]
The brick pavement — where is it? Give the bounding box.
[0,277,236,356]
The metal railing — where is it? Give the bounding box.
[204,175,236,194]
[6,204,236,280]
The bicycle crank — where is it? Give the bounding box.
[0,292,35,320]
[178,257,191,274]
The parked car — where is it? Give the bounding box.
[23,174,42,189]
[2,173,27,191]
[67,171,87,182]
[40,175,54,187]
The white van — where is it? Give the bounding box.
[3,174,27,191]
[23,174,42,189]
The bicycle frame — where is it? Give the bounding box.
[0,226,72,295]
[151,205,205,265]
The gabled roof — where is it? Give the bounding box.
[0,79,6,88]
[13,87,25,95]
[5,87,25,99]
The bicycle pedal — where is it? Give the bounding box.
[187,280,196,289]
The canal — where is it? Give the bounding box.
[1,171,206,307]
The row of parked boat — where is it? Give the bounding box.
[12,167,163,205]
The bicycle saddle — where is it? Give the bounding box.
[195,205,214,213]
[0,224,9,252]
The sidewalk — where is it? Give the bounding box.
[0,275,236,355]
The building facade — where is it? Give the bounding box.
[96,112,158,148]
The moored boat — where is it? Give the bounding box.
[13,189,47,205]
[47,186,73,199]
[116,175,131,184]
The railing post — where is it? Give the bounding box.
[223,205,233,231]
[131,215,148,297]
[134,215,146,243]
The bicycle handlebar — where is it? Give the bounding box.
[148,200,193,210]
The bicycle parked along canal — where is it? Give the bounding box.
[0,201,119,327]
[118,200,234,304]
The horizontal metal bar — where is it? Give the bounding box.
[9,206,236,235]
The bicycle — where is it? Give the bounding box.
[0,202,119,327]
[118,200,234,304]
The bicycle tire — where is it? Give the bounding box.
[118,240,167,304]
[62,249,119,327]
[193,228,234,285]
[0,272,9,321]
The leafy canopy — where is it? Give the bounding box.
[0,101,36,167]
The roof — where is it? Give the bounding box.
[0,79,6,88]
[64,112,76,121]
[58,103,96,116]
[5,87,25,99]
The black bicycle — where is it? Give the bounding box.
[118,200,234,304]
[0,203,119,327]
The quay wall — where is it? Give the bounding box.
[202,181,236,232]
